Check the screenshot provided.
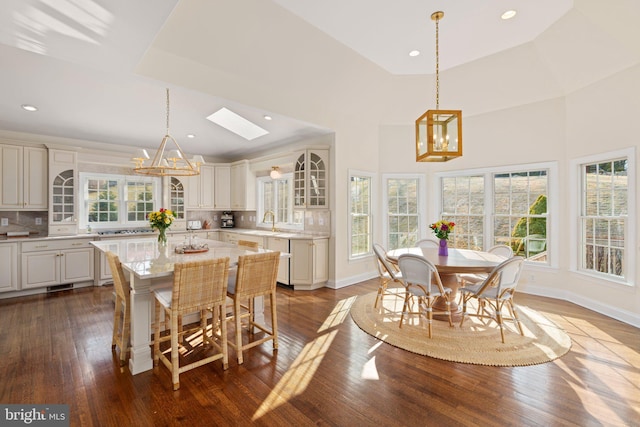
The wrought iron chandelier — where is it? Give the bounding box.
[415,11,462,162]
[133,88,203,176]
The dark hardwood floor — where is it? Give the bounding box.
[1,280,638,426]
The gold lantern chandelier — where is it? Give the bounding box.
[133,88,203,176]
[416,11,462,162]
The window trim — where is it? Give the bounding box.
[569,147,636,286]
[434,161,558,268]
[348,169,377,261]
[382,173,426,250]
[79,172,160,230]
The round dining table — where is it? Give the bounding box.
[385,247,507,320]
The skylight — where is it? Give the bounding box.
[206,107,269,141]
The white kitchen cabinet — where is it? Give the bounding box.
[48,149,78,235]
[290,238,329,290]
[186,164,215,209]
[220,231,239,245]
[0,144,48,209]
[0,243,19,292]
[21,238,94,289]
[267,236,290,285]
[214,165,231,210]
[205,230,219,240]
[293,149,329,209]
[231,160,255,211]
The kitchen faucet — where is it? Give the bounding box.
[263,210,276,232]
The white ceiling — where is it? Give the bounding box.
[273,0,573,74]
[0,0,572,160]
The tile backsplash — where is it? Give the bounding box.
[304,210,331,234]
[0,211,48,236]
[185,210,330,234]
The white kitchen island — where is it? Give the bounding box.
[91,237,287,375]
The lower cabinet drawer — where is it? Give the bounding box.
[48,224,78,236]
[22,238,93,253]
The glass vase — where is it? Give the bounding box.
[158,229,168,247]
[438,239,448,256]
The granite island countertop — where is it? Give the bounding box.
[0,228,329,243]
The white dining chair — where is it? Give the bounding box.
[415,239,440,249]
[372,243,403,308]
[397,253,453,338]
[459,256,525,343]
[458,244,514,287]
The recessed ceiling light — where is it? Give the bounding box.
[206,107,269,141]
[263,115,272,121]
[186,134,195,139]
[409,50,420,57]
[501,10,517,20]
[21,104,38,112]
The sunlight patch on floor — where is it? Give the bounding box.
[317,296,357,333]
[361,356,379,380]
[252,330,338,420]
[566,378,628,426]
[368,340,384,354]
[254,296,359,420]
[554,338,640,425]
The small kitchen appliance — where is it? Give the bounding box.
[187,220,202,230]
[221,212,234,228]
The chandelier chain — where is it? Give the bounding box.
[435,15,440,110]
[166,88,170,134]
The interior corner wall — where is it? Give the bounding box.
[560,63,640,324]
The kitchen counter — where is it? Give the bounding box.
[0,233,97,242]
[0,228,329,243]
[203,228,329,240]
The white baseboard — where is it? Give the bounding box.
[520,284,640,328]
[326,271,378,289]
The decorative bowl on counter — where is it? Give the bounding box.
[175,242,209,254]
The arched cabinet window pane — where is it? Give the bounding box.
[293,149,329,209]
[52,169,75,223]
[294,153,306,208]
[170,177,185,219]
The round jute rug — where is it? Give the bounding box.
[350,289,571,366]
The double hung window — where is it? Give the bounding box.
[80,173,159,229]
[437,163,554,264]
[441,175,484,250]
[349,171,374,259]
[575,149,634,282]
[384,175,424,250]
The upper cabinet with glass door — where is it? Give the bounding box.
[48,149,77,235]
[293,149,329,209]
